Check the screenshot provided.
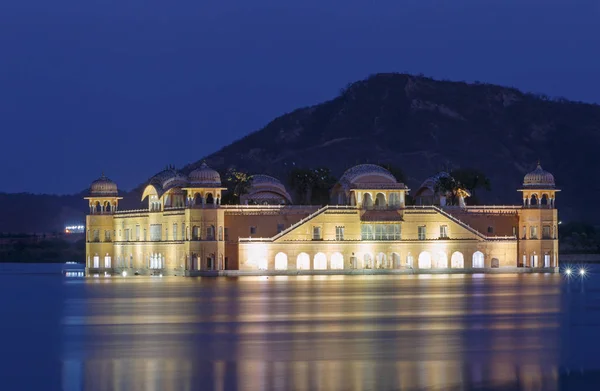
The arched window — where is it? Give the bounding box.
[541,194,548,206]
[207,225,215,240]
[194,193,202,205]
[491,258,500,268]
[375,193,386,208]
[418,251,432,269]
[389,193,400,208]
[451,252,464,268]
[206,193,214,205]
[434,252,448,268]
[330,252,344,270]
[275,252,288,270]
[363,193,373,209]
[95,201,102,213]
[472,251,484,268]
[297,253,310,270]
[530,194,538,206]
[314,253,327,270]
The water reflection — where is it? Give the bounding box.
[60,360,559,391]
[52,273,571,390]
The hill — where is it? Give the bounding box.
[2,73,599,233]
[188,73,600,223]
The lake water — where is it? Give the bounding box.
[1,263,599,391]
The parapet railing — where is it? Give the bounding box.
[114,209,149,215]
[244,205,358,242]
[220,205,318,212]
[403,205,517,241]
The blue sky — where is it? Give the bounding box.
[1,0,598,193]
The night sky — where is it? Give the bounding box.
[1,0,599,194]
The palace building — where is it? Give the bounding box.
[85,162,559,275]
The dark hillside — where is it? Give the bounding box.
[2,73,599,232]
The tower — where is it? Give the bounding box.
[84,174,121,274]
[517,163,560,269]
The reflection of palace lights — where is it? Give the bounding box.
[65,225,85,234]
[580,268,586,276]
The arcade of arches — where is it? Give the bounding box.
[243,249,522,271]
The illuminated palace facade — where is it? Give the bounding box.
[85,163,559,275]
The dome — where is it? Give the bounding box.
[249,174,287,191]
[338,164,398,190]
[523,163,555,188]
[146,167,189,196]
[242,174,292,204]
[189,162,221,187]
[157,169,188,190]
[90,174,118,196]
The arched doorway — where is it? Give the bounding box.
[194,193,202,205]
[314,253,327,270]
[257,258,267,270]
[297,253,310,270]
[406,253,414,268]
[330,252,344,270]
[275,252,288,270]
[364,253,374,269]
[451,252,464,268]
[104,253,111,268]
[434,252,448,268]
[531,253,539,268]
[391,252,401,268]
[473,251,484,268]
[418,251,432,269]
[376,252,386,269]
